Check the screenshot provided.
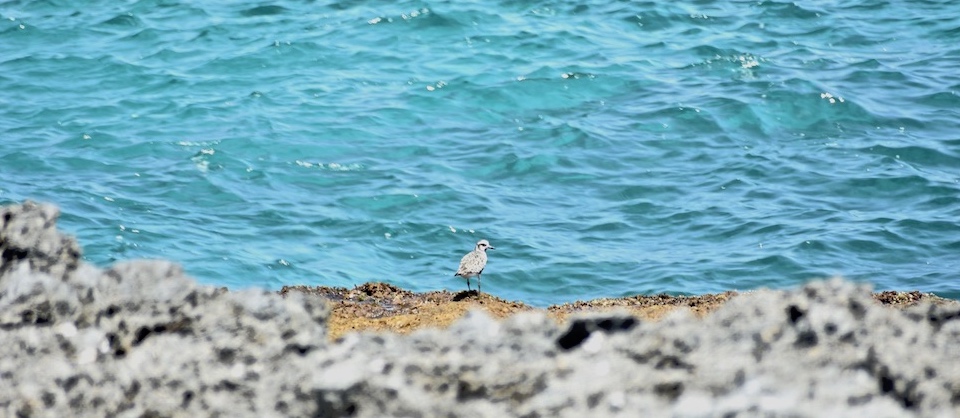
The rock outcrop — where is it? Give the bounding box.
[0,202,329,417]
[1,201,959,417]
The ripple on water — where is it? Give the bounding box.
[2,0,959,303]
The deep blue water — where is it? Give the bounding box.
[2,0,959,306]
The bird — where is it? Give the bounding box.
[454,239,494,293]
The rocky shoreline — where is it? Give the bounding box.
[281,282,954,341]
[2,201,960,417]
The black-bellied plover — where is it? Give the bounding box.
[454,239,494,293]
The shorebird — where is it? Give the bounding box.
[454,239,494,292]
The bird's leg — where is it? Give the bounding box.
[467,278,471,291]
[478,274,482,293]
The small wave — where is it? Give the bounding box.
[240,5,288,17]
[294,161,364,171]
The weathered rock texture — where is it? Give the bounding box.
[2,200,959,417]
[0,201,329,417]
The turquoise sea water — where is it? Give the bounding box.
[2,0,959,306]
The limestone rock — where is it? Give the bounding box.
[1,200,959,417]
[0,201,329,417]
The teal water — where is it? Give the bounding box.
[2,0,959,306]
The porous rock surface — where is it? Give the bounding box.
[2,201,960,417]
[0,202,329,417]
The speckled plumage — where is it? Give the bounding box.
[454,239,494,292]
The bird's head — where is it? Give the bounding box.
[476,240,494,251]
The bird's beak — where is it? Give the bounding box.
[488,246,495,250]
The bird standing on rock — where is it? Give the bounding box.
[454,239,494,293]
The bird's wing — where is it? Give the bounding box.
[456,251,482,275]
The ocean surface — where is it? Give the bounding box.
[2,0,959,306]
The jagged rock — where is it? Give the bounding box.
[1,201,959,417]
[0,201,81,282]
[0,201,329,417]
